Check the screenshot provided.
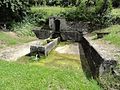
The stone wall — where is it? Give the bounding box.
[32,30,52,39]
[49,16,68,31]
[61,31,82,42]
[79,37,117,79]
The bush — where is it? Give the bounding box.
[10,7,48,36]
[0,0,30,23]
[112,0,120,8]
[60,0,113,30]
[10,11,47,36]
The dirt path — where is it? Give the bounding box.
[0,40,43,61]
[55,43,79,55]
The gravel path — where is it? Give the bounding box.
[0,40,43,61]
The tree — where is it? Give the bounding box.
[112,0,120,8]
[0,0,30,23]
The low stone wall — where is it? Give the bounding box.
[61,31,82,42]
[30,38,59,57]
[33,29,83,42]
[42,38,59,56]
[79,37,117,79]
[32,30,52,39]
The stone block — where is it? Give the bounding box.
[30,38,59,57]
[32,30,52,39]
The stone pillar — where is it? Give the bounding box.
[49,17,55,30]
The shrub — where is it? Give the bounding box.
[0,0,30,23]
[112,0,120,8]
[60,0,113,30]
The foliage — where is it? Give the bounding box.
[111,8,120,24]
[112,8,120,17]
[103,25,120,46]
[29,0,81,6]
[10,10,46,36]
[31,6,71,17]
[60,0,113,29]
[10,6,70,36]
[112,0,120,8]
[0,0,30,23]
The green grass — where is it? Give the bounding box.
[17,51,81,69]
[31,6,76,18]
[0,60,100,90]
[0,48,101,90]
[102,25,120,46]
[0,31,36,48]
[11,17,37,36]
[112,8,120,17]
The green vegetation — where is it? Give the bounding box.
[11,17,36,36]
[112,8,120,17]
[103,25,120,46]
[0,50,101,90]
[92,24,120,46]
[100,72,120,90]
[111,8,120,24]
[0,31,36,48]
[29,0,80,6]
[61,0,113,29]
[0,0,119,89]
[31,6,75,18]
[10,6,74,36]
[0,0,29,23]
[11,6,73,36]
[112,0,120,8]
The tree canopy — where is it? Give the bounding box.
[0,0,30,23]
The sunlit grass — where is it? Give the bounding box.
[12,21,36,36]
[0,59,100,90]
[0,31,36,48]
[112,8,120,17]
[103,25,120,46]
[31,6,76,17]
[14,44,101,90]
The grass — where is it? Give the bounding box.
[17,51,81,70]
[0,60,100,90]
[112,8,120,17]
[0,31,36,48]
[12,22,36,36]
[92,24,120,46]
[0,43,101,90]
[11,15,37,36]
[102,25,120,46]
[31,6,76,18]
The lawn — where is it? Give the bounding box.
[0,49,101,90]
[31,6,76,18]
[0,31,36,48]
[103,25,120,46]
